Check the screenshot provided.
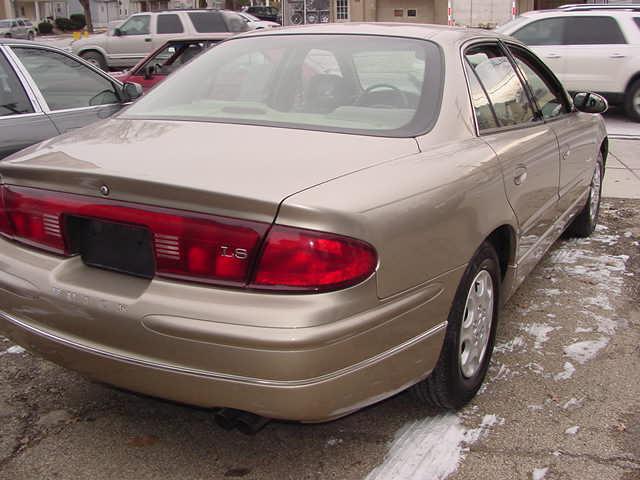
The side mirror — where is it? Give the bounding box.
[143,64,155,80]
[113,27,122,36]
[122,82,143,101]
[573,92,608,114]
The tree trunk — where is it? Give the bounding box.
[78,0,94,33]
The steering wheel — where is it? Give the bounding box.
[355,83,409,108]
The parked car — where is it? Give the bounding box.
[0,25,607,429]
[111,37,224,91]
[0,18,36,40]
[497,7,640,120]
[237,11,280,29]
[71,9,247,70]
[242,5,280,23]
[0,39,142,159]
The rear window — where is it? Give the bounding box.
[188,11,228,32]
[122,35,443,137]
[157,14,184,34]
[564,16,626,44]
[634,17,640,29]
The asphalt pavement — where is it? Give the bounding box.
[0,101,638,480]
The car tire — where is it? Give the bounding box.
[624,78,640,122]
[81,51,107,71]
[565,153,603,238]
[412,241,500,409]
[27,31,34,40]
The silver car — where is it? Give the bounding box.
[0,18,36,40]
[0,38,141,159]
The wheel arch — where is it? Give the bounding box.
[600,136,608,167]
[76,47,108,61]
[484,224,516,282]
[624,72,640,96]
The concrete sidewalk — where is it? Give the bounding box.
[603,138,640,199]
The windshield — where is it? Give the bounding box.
[123,34,443,137]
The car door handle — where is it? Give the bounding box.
[609,53,626,59]
[545,53,561,59]
[514,166,528,186]
[144,38,152,42]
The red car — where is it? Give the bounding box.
[111,37,225,91]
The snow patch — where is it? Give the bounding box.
[532,467,549,480]
[365,413,502,480]
[326,438,343,447]
[562,398,582,410]
[494,336,525,353]
[565,426,580,435]
[564,337,608,364]
[0,345,25,356]
[521,323,556,350]
[554,362,576,381]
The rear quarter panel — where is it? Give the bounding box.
[277,137,516,299]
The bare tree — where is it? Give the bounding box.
[78,0,94,33]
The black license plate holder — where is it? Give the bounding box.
[66,216,155,279]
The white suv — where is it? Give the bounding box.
[497,6,640,120]
[71,9,248,70]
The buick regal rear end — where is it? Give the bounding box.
[0,25,524,424]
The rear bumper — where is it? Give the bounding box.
[1,308,446,421]
[0,238,462,422]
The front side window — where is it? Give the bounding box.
[466,44,536,127]
[508,45,568,120]
[512,18,565,46]
[564,16,626,45]
[223,12,251,33]
[123,35,443,137]
[119,15,150,35]
[138,41,215,76]
[13,47,119,110]
[0,51,34,117]
[157,14,183,34]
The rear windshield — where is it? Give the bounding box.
[122,34,443,137]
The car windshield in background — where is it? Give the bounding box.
[123,35,442,137]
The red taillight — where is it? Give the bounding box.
[0,185,377,292]
[251,225,377,292]
[0,185,268,285]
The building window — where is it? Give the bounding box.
[336,0,348,20]
[407,9,416,16]
[394,9,403,16]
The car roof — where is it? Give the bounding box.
[521,8,640,17]
[0,38,40,45]
[235,22,507,43]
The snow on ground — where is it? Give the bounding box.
[553,362,576,381]
[0,345,26,356]
[521,323,557,350]
[364,413,503,480]
[564,338,609,365]
[565,426,580,435]
[532,467,549,480]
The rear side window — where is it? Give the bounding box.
[635,17,640,30]
[466,45,536,128]
[157,14,184,34]
[564,16,626,44]
[512,18,565,46]
[464,61,498,130]
[188,11,228,32]
[0,51,34,116]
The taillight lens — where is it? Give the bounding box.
[0,185,377,292]
[251,225,377,292]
